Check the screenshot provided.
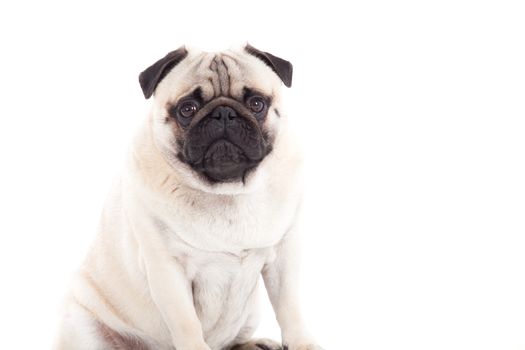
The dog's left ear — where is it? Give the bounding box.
[245,44,293,88]
[139,46,188,99]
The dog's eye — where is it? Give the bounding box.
[246,96,266,114]
[178,101,199,118]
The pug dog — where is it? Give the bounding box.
[53,44,323,350]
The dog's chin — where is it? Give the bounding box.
[199,140,258,183]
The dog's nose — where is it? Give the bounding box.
[211,106,237,122]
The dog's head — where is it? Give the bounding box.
[139,44,293,193]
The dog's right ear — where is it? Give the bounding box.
[139,46,188,99]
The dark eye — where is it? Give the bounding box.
[178,100,199,119]
[247,96,266,114]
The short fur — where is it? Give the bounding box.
[53,45,323,350]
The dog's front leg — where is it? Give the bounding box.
[262,222,324,350]
[142,254,209,350]
[131,214,210,350]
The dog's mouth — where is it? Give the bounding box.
[187,139,263,183]
[202,139,254,182]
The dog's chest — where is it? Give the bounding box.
[184,248,274,347]
[162,187,298,252]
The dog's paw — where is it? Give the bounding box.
[231,338,282,350]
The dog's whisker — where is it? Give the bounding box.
[160,175,170,187]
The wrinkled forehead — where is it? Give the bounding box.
[154,50,281,104]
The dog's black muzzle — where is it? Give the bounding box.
[181,97,269,183]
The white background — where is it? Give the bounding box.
[0,0,524,349]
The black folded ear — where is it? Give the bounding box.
[139,46,188,99]
[245,44,293,88]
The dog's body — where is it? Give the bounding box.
[54,45,322,350]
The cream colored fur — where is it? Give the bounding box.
[53,46,323,350]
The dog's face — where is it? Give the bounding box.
[139,45,293,193]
